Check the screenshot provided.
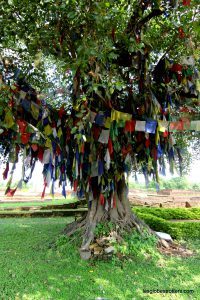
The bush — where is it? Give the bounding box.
[133,207,200,220]
[114,230,158,260]
[133,208,200,240]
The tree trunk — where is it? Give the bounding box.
[64,176,151,257]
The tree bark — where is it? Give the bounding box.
[64,176,151,255]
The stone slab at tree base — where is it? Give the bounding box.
[155,232,173,242]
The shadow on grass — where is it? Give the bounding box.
[0,218,199,300]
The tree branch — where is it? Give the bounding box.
[137,9,163,29]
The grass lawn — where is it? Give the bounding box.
[0,217,199,300]
[0,197,77,210]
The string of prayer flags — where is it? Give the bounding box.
[104,117,111,129]
[181,56,195,66]
[190,120,200,131]
[169,121,184,132]
[4,109,15,128]
[145,120,157,134]
[104,149,111,170]
[98,160,104,176]
[21,99,31,112]
[158,120,169,132]
[98,129,110,144]
[91,161,99,177]
[17,119,27,134]
[111,108,132,122]
[0,59,200,202]
[124,120,136,132]
[183,0,191,6]
[181,118,191,130]
[31,101,40,120]
[95,112,105,126]
[135,121,146,132]
[90,111,97,123]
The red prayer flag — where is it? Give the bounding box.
[37,147,44,162]
[3,162,9,180]
[169,121,184,131]
[100,194,105,205]
[17,119,27,134]
[108,137,113,155]
[145,139,150,148]
[183,0,191,6]
[124,120,136,132]
[163,131,168,138]
[73,180,78,192]
[21,133,31,145]
[6,187,17,197]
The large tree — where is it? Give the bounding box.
[0,0,199,257]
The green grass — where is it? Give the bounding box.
[0,197,77,209]
[0,217,200,300]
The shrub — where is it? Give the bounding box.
[133,207,200,220]
[133,208,200,240]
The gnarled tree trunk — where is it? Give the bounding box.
[64,176,151,258]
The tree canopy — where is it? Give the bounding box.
[0,0,200,255]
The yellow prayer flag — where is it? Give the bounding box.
[111,109,132,122]
[104,117,111,128]
[4,109,15,128]
[44,124,53,136]
[155,128,160,145]
[31,101,40,120]
[196,79,200,93]
[158,121,168,132]
[57,127,63,138]
[45,138,52,148]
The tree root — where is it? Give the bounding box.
[63,178,156,259]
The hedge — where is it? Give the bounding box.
[133,208,200,240]
[133,207,200,220]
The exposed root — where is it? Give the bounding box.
[63,214,87,236]
[158,239,194,257]
[63,177,156,259]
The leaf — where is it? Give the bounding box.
[71,127,77,134]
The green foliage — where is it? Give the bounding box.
[94,221,115,237]
[114,230,158,260]
[129,177,200,191]
[0,0,199,199]
[133,207,200,220]
[133,208,200,240]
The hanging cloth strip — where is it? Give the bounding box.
[98,129,110,144]
[158,121,169,132]
[124,120,136,132]
[145,120,157,134]
[94,112,105,126]
[190,121,200,131]
[3,162,9,180]
[135,121,146,132]
[5,162,16,196]
[111,109,132,122]
[169,121,184,132]
[31,101,40,120]
[90,111,97,123]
